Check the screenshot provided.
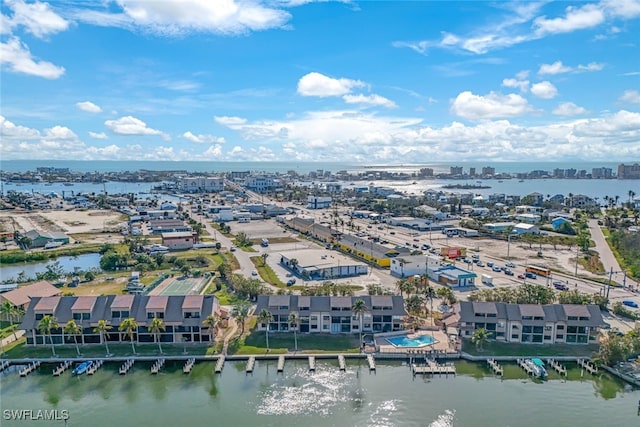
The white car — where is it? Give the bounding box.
[506,262,516,268]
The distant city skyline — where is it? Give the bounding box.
[1,0,639,162]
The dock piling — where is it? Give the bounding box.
[52,360,72,376]
[87,360,103,375]
[183,358,196,374]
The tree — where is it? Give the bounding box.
[288,312,300,351]
[0,301,14,324]
[0,236,7,249]
[37,315,59,357]
[232,305,249,336]
[424,285,437,322]
[149,317,166,354]
[351,298,368,348]
[261,252,269,266]
[93,320,112,356]
[257,309,273,351]
[119,317,138,355]
[405,295,424,317]
[471,328,491,352]
[203,314,220,346]
[289,258,299,272]
[180,264,192,277]
[64,319,83,356]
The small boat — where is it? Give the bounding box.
[518,179,525,183]
[72,361,93,376]
[529,358,548,378]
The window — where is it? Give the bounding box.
[544,326,553,331]
[82,313,90,320]
[555,334,564,340]
[323,324,329,330]
[486,313,497,318]
[310,316,317,321]
[543,335,551,341]
[511,334,519,340]
[35,313,44,321]
[73,313,82,321]
[557,325,565,330]
[568,316,578,321]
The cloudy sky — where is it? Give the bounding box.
[1,0,639,162]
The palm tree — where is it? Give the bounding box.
[203,314,220,346]
[289,258,299,273]
[471,328,491,352]
[261,252,269,266]
[424,286,437,323]
[288,312,300,351]
[119,317,138,355]
[93,320,112,356]
[149,317,166,354]
[37,315,59,357]
[257,309,273,351]
[232,305,249,336]
[351,299,368,348]
[0,301,14,324]
[63,319,83,356]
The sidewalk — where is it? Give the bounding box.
[1,329,24,348]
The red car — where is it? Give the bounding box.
[517,274,525,279]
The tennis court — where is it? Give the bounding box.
[150,276,207,296]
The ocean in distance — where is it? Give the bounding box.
[1,159,634,175]
[1,359,638,427]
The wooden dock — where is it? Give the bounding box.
[87,360,103,375]
[215,355,225,374]
[19,361,40,377]
[516,358,535,376]
[367,354,376,372]
[183,358,196,374]
[151,358,165,374]
[487,358,503,376]
[119,359,134,375]
[547,358,567,376]
[411,359,456,377]
[277,355,285,373]
[0,360,10,372]
[246,356,256,374]
[577,358,598,375]
[338,354,346,371]
[308,356,316,372]
[52,360,72,376]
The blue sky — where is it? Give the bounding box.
[1,0,639,162]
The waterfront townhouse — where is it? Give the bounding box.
[458,301,605,344]
[255,295,407,334]
[20,295,221,347]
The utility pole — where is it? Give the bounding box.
[574,242,579,277]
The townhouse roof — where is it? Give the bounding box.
[255,295,407,317]
[459,301,604,326]
[0,281,60,307]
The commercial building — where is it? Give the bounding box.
[390,254,441,278]
[255,295,407,334]
[24,230,70,248]
[279,249,368,279]
[20,295,221,346]
[161,232,197,250]
[458,301,605,344]
[307,196,332,209]
[179,176,224,193]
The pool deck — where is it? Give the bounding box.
[376,330,452,355]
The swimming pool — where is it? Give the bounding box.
[386,334,436,348]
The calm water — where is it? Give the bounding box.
[0,253,101,282]
[0,360,637,426]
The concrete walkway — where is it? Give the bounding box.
[1,329,24,349]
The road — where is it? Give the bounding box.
[588,218,637,289]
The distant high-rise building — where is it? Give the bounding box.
[469,167,476,177]
[591,167,612,179]
[618,163,640,179]
[481,166,495,176]
[565,168,577,178]
[450,166,463,176]
[419,168,434,177]
[553,168,564,178]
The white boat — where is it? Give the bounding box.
[525,359,548,378]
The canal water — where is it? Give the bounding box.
[0,253,102,282]
[1,359,638,426]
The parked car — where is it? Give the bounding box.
[476,262,485,267]
[517,274,525,279]
[492,266,501,272]
[504,269,514,276]
[487,262,494,267]
[622,300,639,308]
[506,262,516,268]
[471,254,480,260]
[525,272,537,279]
[286,278,296,286]
[553,281,569,291]
[251,270,258,276]
[421,244,430,250]
[463,258,472,264]
[230,246,236,252]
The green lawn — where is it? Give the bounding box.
[213,288,248,306]
[462,339,599,357]
[250,257,285,287]
[231,331,360,355]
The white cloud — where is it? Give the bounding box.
[88,131,108,139]
[4,0,69,39]
[450,91,532,120]
[619,89,640,104]
[538,60,605,75]
[534,4,605,35]
[531,81,558,99]
[104,116,169,139]
[0,36,65,79]
[76,101,103,113]
[552,102,589,116]
[182,131,226,144]
[342,94,397,108]
[297,72,366,97]
[538,61,572,75]
[95,0,291,36]
[214,116,247,127]
[602,0,640,19]
[502,78,529,92]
